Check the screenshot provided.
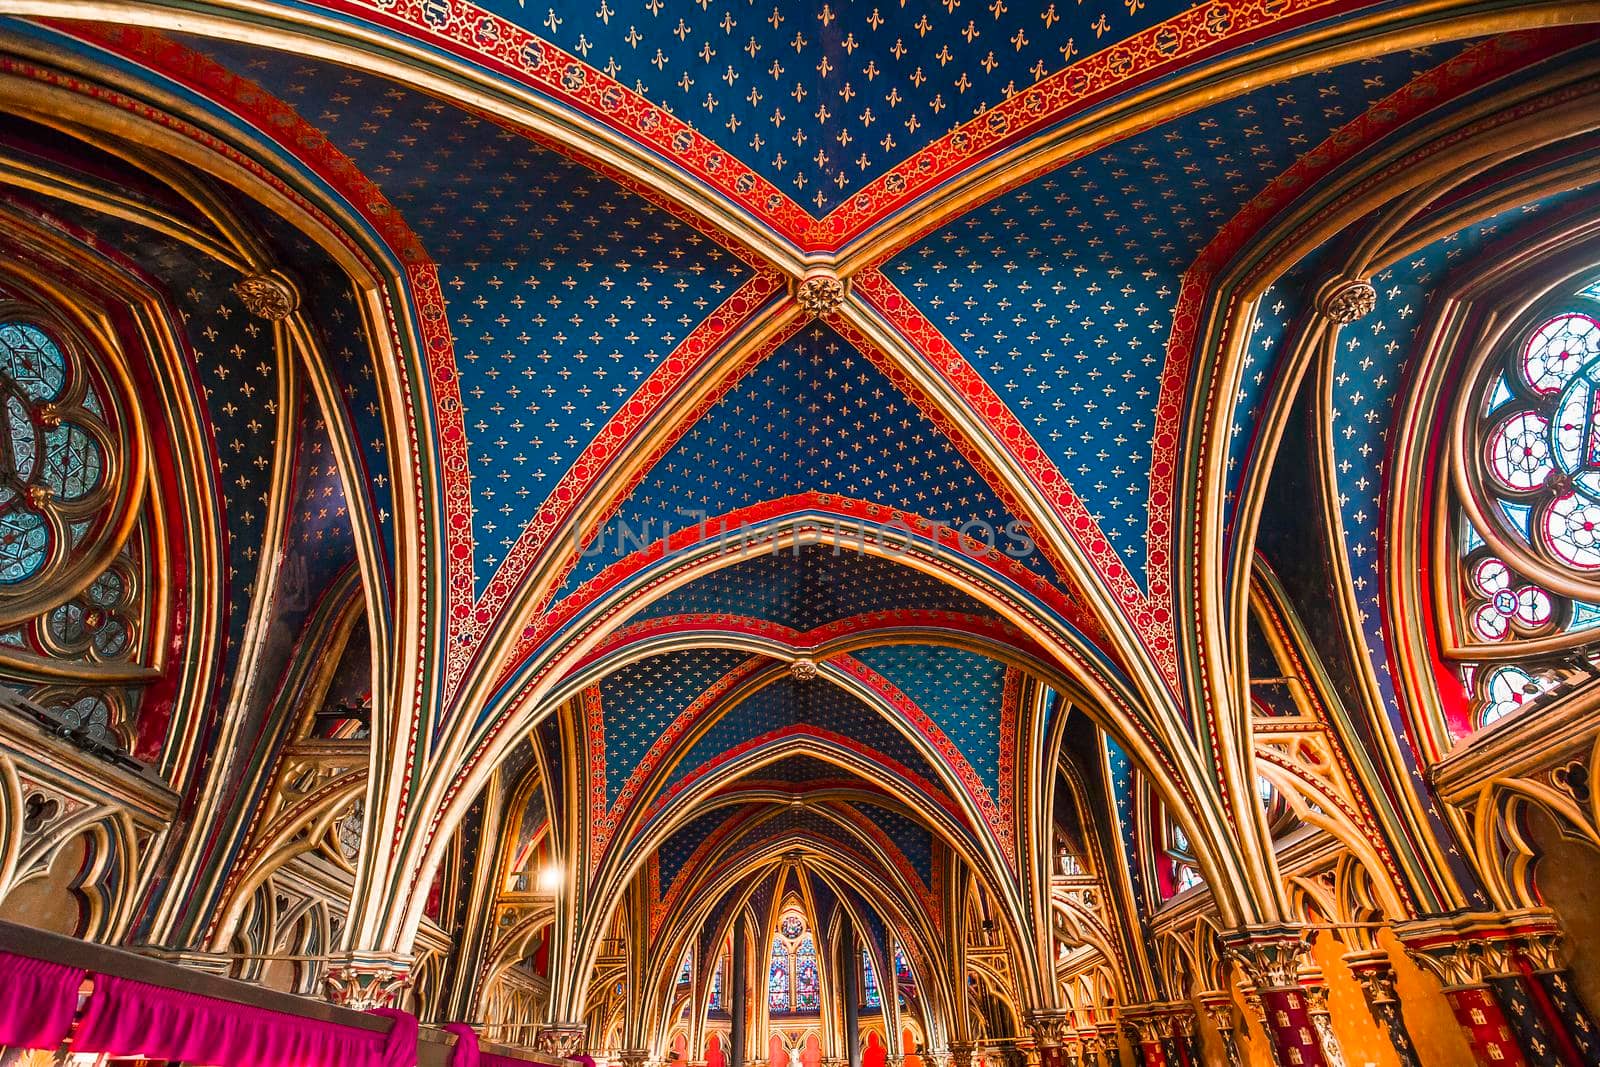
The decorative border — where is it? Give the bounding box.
[308,0,1379,248]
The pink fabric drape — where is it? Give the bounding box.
[0,950,84,1049]
[444,1022,538,1067]
[74,973,417,1067]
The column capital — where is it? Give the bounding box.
[1026,1007,1074,1047]
[1195,990,1235,1028]
[535,1023,589,1060]
[1342,950,1402,1005]
[1396,909,1567,986]
[322,951,412,1009]
[1219,924,1312,989]
[945,1040,977,1067]
[618,1049,652,1067]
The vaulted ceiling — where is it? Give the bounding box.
[4,0,1600,1031]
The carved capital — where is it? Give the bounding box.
[233,271,301,321]
[945,1041,977,1067]
[1343,950,1401,1005]
[1397,909,1567,987]
[795,271,846,317]
[535,1023,588,1059]
[618,1049,651,1067]
[1197,990,1236,1031]
[322,952,412,1009]
[1026,1007,1074,1048]
[1315,277,1377,323]
[1221,925,1312,989]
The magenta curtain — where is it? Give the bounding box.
[444,1022,538,1067]
[0,950,84,1049]
[74,974,417,1067]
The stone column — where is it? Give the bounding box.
[322,951,412,1009]
[1162,1008,1199,1067]
[1197,992,1244,1067]
[1074,1030,1103,1067]
[1398,912,1586,1066]
[1237,982,1281,1066]
[1094,1023,1120,1067]
[1121,1012,1168,1067]
[1222,927,1328,1067]
[1297,967,1347,1067]
[1342,951,1422,1067]
[534,1024,588,1060]
[1026,1008,1072,1067]
[731,913,749,1067]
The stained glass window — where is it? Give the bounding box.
[861,950,880,1009]
[0,321,111,586]
[768,909,819,1016]
[677,950,692,985]
[0,309,144,748]
[709,958,723,1010]
[794,935,819,1011]
[1455,283,1600,729]
[767,942,790,1013]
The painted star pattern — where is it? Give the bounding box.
[850,800,932,883]
[564,322,1060,596]
[889,47,1455,581]
[192,40,752,595]
[851,644,1006,795]
[632,543,998,628]
[601,647,752,804]
[663,676,942,792]
[512,0,1195,212]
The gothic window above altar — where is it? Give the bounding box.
[768,907,820,1016]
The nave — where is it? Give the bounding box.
[2,1,1600,1065]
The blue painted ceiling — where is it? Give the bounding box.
[885,45,1465,582]
[850,644,1009,797]
[186,39,756,597]
[599,647,753,806]
[632,542,1000,629]
[563,321,1062,595]
[502,0,1197,214]
[663,676,947,794]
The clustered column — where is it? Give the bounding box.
[1400,910,1600,1066]
[1223,927,1335,1067]
[1197,991,1245,1067]
[1342,949,1422,1067]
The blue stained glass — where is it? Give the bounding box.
[795,935,819,1012]
[7,396,35,481]
[0,323,66,401]
[42,423,102,501]
[779,913,803,939]
[0,508,48,583]
[767,949,790,1013]
[862,951,880,1009]
[1571,602,1600,632]
[677,952,692,985]
[709,960,723,1010]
